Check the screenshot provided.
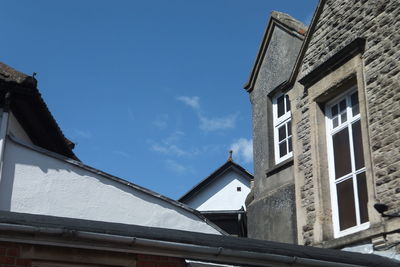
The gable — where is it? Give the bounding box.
[184,169,251,211]
[0,137,223,235]
[244,12,306,94]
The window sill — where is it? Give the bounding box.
[266,158,294,177]
[316,222,384,249]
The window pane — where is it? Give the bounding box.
[279,141,287,157]
[285,95,291,112]
[288,137,292,153]
[352,120,365,170]
[333,117,339,128]
[287,120,292,136]
[351,93,359,116]
[277,95,285,117]
[337,179,357,230]
[357,172,369,224]
[332,105,338,117]
[278,125,286,142]
[333,128,352,179]
[339,99,346,112]
[341,112,347,123]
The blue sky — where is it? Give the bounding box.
[1,1,317,199]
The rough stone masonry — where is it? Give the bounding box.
[295,0,400,245]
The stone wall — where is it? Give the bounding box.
[294,0,400,245]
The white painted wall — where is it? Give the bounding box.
[8,112,32,144]
[0,139,221,235]
[184,170,251,211]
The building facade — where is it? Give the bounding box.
[245,0,400,258]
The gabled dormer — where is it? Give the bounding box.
[243,11,306,243]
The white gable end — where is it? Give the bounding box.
[0,138,221,235]
[185,170,250,211]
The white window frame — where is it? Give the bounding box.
[272,93,292,164]
[325,87,369,238]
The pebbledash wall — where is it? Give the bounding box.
[291,0,400,248]
[0,138,221,235]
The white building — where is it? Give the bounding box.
[0,62,222,235]
[179,155,253,236]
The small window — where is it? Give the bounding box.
[236,187,241,192]
[326,88,369,237]
[272,93,292,164]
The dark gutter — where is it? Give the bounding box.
[0,211,397,267]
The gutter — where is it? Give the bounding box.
[0,223,369,267]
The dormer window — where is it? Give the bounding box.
[272,93,292,164]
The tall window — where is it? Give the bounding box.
[326,88,369,237]
[273,93,292,164]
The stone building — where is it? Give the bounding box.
[1,63,396,267]
[245,0,400,258]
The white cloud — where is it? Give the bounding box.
[164,159,192,174]
[176,96,237,132]
[112,150,131,159]
[73,129,92,139]
[199,114,237,132]
[230,138,253,164]
[153,114,169,129]
[149,131,189,157]
[151,143,188,157]
[176,96,200,110]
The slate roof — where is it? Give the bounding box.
[0,62,77,160]
[178,159,253,203]
[0,211,397,267]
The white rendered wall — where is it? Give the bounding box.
[8,112,32,144]
[184,171,251,211]
[0,140,221,235]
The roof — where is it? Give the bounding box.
[178,160,253,203]
[8,135,225,235]
[0,62,77,160]
[0,211,397,267]
[243,11,307,92]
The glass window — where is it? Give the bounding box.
[273,93,292,164]
[326,89,369,237]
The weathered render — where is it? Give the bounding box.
[244,11,306,243]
